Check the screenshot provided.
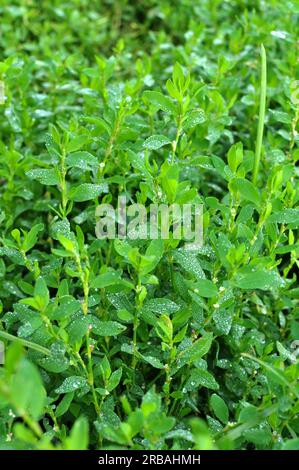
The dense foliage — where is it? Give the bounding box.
[0,0,299,450]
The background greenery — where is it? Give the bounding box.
[0,0,298,450]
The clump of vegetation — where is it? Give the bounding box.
[0,0,298,450]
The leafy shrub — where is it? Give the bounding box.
[0,0,298,450]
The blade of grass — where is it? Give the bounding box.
[242,353,299,399]
[252,44,267,185]
[217,404,277,442]
[0,330,51,356]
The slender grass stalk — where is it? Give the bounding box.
[75,254,100,414]
[241,353,299,399]
[218,404,278,441]
[0,330,51,355]
[252,44,267,185]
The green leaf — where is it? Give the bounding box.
[11,358,46,419]
[69,183,108,202]
[173,62,186,88]
[92,271,121,288]
[55,376,88,394]
[173,249,205,280]
[107,368,122,392]
[143,90,175,114]
[67,316,91,343]
[65,416,89,450]
[166,78,180,100]
[269,109,291,124]
[13,422,37,445]
[281,439,299,450]
[39,351,69,373]
[92,320,126,337]
[173,324,188,343]
[235,269,284,290]
[268,208,299,226]
[66,135,89,153]
[22,223,44,253]
[276,341,297,362]
[192,279,217,298]
[183,109,206,130]
[145,298,179,315]
[91,271,133,289]
[117,308,134,322]
[230,177,261,206]
[210,394,229,424]
[155,314,173,344]
[140,239,164,275]
[213,308,233,335]
[32,277,49,311]
[127,150,152,177]
[0,247,23,265]
[11,228,21,245]
[107,292,134,313]
[160,163,179,202]
[143,135,171,150]
[57,234,78,254]
[55,392,74,418]
[185,369,219,391]
[141,355,164,369]
[66,151,98,170]
[141,388,161,416]
[227,142,243,173]
[238,404,259,423]
[243,423,272,446]
[179,332,213,365]
[99,355,111,382]
[34,276,49,299]
[51,296,81,321]
[26,169,59,185]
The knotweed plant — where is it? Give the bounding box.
[0,0,298,451]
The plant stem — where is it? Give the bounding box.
[252,44,267,185]
[76,255,100,414]
[0,330,51,356]
[98,110,123,179]
[132,309,140,370]
[164,345,175,410]
[132,280,142,369]
[171,106,183,165]
[59,147,68,217]
[22,412,43,438]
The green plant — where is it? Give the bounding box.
[0,0,298,451]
